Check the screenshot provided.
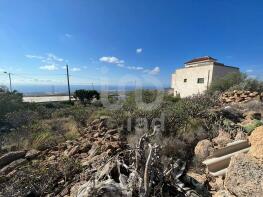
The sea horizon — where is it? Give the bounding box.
[8,84,169,96]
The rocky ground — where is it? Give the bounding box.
[0,92,263,197]
[0,116,127,196]
[220,90,263,104]
[192,100,263,197]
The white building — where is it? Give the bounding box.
[171,56,239,97]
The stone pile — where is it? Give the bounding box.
[220,90,263,104]
[0,116,126,196]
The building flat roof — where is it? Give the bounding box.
[185,56,217,64]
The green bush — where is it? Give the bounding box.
[0,92,24,124]
[229,78,263,92]
[208,72,263,94]
[5,110,39,128]
[74,89,100,104]
[208,72,246,93]
[243,119,263,134]
[52,105,96,126]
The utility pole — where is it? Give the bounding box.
[4,72,12,92]
[66,65,71,102]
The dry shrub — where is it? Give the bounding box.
[32,131,56,150]
[60,157,82,181]
[242,100,263,113]
[0,161,62,196]
[31,118,80,150]
[1,117,80,151]
[159,136,188,159]
[43,117,80,140]
[127,128,145,148]
[177,118,208,144]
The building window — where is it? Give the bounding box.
[184,79,187,83]
[197,78,204,83]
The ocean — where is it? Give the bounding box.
[12,84,165,96]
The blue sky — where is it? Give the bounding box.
[0,0,263,88]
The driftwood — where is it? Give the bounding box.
[76,126,206,197]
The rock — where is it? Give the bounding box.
[100,116,110,120]
[98,121,106,130]
[245,111,262,121]
[70,182,83,196]
[106,129,118,135]
[93,132,100,138]
[0,150,26,169]
[91,118,100,125]
[248,126,263,159]
[209,177,224,191]
[187,171,207,185]
[59,186,70,196]
[81,152,108,167]
[67,145,80,157]
[249,126,263,146]
[234,131,247,140]
[88,143,99,158]
[98,161,116,180]
[194,139,212,160]
[214,190,235,197]
[212,130,232,148]
[76,179,131,197]
[25,149,40,160]
[220,107,244,123]
[48,155,56,161]
[224,153,263,196]
[79,142,92,153]
[0,158,27,175]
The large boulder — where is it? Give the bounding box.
[0,151,26,169]
[248,126,263,159]
[224,153,263,196]
[220,106,244,123]
[0,158,27,175]
[25,149,40,160]
[194,139,212,161]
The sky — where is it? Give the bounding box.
[0,0,263,89]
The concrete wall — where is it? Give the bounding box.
[172,64,214,97]
[171,63,239,98]
[211,64,240,81]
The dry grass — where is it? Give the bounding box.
[1,117,80,151]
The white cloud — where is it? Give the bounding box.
[148,67,160,75]
[65,33,73,38]
[25,54,44,59]
[99,56,124,65]
[39,64,58,71]
[246,69,253,73]
[46,53,64,62]
[127,66,144,70]
[27,53,64,66]
[136,48,143,54]
[117,64,125,67]
[99,55,160,75]
[71,67,81,72]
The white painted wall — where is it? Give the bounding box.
[171,62,239,98]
